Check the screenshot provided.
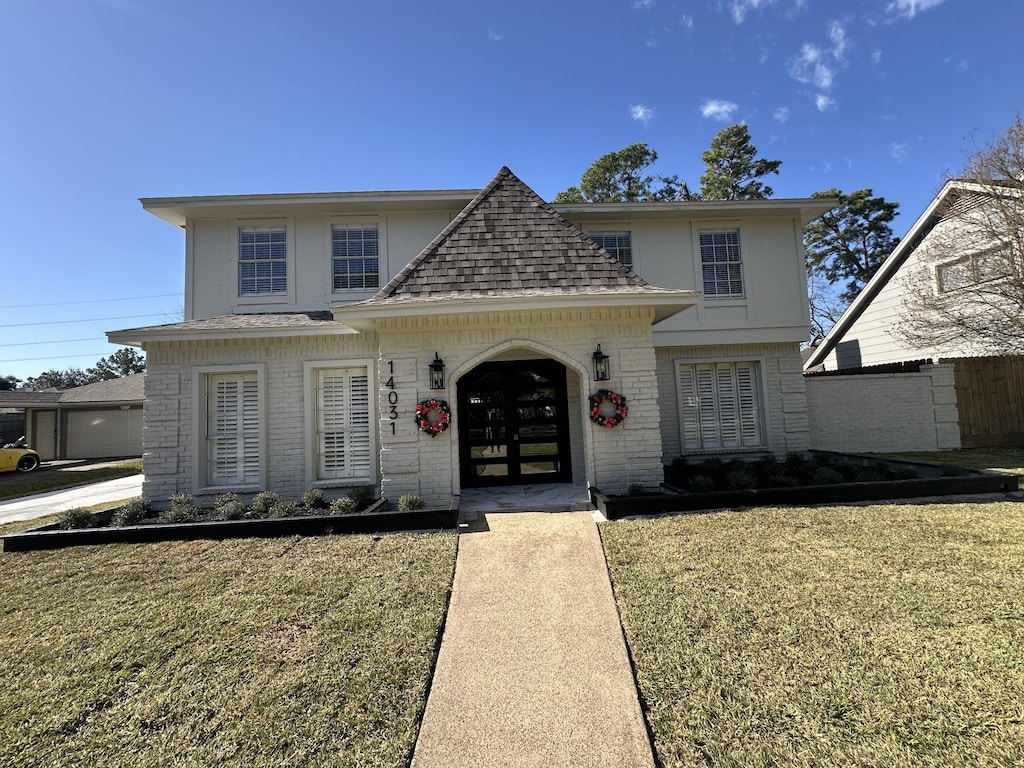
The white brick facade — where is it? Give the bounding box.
[805,363,961,453]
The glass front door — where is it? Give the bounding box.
[458,359,571,487]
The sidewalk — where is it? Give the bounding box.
[412,511,654,768]
[0,475,143,526]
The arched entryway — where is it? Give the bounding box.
[457,358,572,487]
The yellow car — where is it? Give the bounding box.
[0,437,41,473]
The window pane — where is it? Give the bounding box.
[677,361,763,451]
[590,231,632,267]
[700,229,743,296]
[239,225,286,295]
[332,224,380,291]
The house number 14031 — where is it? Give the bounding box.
[385,360,398,435]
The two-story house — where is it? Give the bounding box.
[109,167,831,508]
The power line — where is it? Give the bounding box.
[6,313,169,327]
[0,293,182,310]
[0,352,113,363]
[0,337,103,348]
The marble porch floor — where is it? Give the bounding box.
[458,482,594,515]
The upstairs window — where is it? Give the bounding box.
[700,230,744,297]
[590,231,633,267]
[332,224,380,291]
[238,225,287,296]
[936,250,1012,293]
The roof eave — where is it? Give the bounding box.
[555,198,837,225]
[106,324,357,346]
[331,290,701,331]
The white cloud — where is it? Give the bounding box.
[630,104,654,124]
[871,49,882,64]
[828,20,848,61]
[487,29,503,42]
[773,106,790,123]
[790,43,834,90]
[886,0,945,20]
[729,0,777,23]
[815,94,836,111]
[680,14,694,29]
[633,0,655,8]
[700,99,740,122]
[890,142,909,161]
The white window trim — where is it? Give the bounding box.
[303,359,378,488]
[324,216,387,302]
[693,224,746,301]
[585,223,636,270]
[674,355,769,455]
[234,217,295,307]
[192,364,267,493]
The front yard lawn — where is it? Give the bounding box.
[603,503,1024,767]
[876,447,1024,479]
[0,461,142,502]
[0,531,457,768]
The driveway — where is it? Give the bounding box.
[0,467,143,526]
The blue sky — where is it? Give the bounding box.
[1,0,1021,382]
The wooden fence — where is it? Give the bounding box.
[952,355,1024,448]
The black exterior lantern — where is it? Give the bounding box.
[428,353,446,389]
[592,344,611,382]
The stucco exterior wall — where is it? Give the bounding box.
[805,364,961,452]
[656,342,808,461]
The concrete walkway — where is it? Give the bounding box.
[412,511,654,768]
[0,475,143,526]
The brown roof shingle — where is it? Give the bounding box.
[370,167,667,305]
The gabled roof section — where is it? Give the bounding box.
[803,179,1012,370]
[369,167,662,305]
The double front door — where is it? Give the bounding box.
[458,359,571,487]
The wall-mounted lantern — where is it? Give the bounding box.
[428,353,446,389]
[592,344,611,382]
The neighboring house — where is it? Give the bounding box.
[109,167,831,507]
[0,374,144,460]
[804,179,1021,371]
[803,179,1024,448]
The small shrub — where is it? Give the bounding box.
[216,500,247,520]
[58,507,94,530]
[111,496,151,527]
[330,496,358,515]
[726,469,755,490]
[214,491,240,509]
[269,500,299,518]
[687,474,716,493]
[302,488,328,509]
[398,494,426,511]
[160,505,194,524]
[626,483,648,496]
[251,491,280,514]
[348,486,376,511]
[810,467,845,486]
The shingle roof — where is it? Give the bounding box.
[114,311,336,335]
[369,167,670,305]
[58,373,144,403]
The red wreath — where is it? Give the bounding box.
[589,389,628,429]
[415,398,451,437]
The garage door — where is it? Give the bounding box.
[65,408,143,459]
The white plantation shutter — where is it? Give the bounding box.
[208,373,260,485]
[677,362,763,451]
[316,367,371,480]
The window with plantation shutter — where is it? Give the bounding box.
[700,229,744,297]
[677,361,763,450]
[238,225,287,296]
[315,367,372,481]
[206,372,261,486]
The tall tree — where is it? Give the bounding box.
[87,348,146,381]
[25,368,95,391]
[698,123,782,200]
[0,375,21,391]
[895,115,1024,354]
[553,143,693,203]
[805,188,901,306]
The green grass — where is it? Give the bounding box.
[874,447,1024,477]
[0,532,457,767]
[603,503,1024,767]
[0,461,142,501]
